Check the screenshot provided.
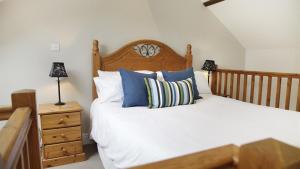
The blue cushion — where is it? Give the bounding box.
[119,69,157,107]
[162,67,200,99]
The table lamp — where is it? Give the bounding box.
[201,60,217,84]
[49,62,68,105]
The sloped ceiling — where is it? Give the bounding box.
[206,0,300,49]
[147,0,245,69]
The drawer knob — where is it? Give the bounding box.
[58,118,65,124]
[61,148,68,154]
[60,133,66,138]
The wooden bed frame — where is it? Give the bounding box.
[92,39,300,168]
[92,39,192,100]
[131,138,300,169]
[0,90,42,169]
[211,69,300,112]
[92,39,300,112]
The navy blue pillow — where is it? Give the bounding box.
[119,69,157,107]
[162,67,200,99]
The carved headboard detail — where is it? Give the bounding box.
[133,44,161,58]
[92,39,193,99]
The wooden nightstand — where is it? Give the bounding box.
[39,101,86,168]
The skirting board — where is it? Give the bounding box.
[82,132,95,145]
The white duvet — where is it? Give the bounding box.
[90,94,300,169]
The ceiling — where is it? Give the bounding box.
[206,0,300,49]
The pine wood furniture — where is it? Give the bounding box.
[92,39,192,100]
[39,101,85,168]
[130,138,300,169]
[211,69,300,112]
[0,89,42,169]
[92,39,300,169]
[92,39,300,112]
[203,0,225,7]
[131,144,239,169]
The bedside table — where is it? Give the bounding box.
[39,101,86,168]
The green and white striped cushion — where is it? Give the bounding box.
[144,78,195,108]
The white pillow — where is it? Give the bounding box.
[156,71,164,81]
[95,71,123,102]
[135,70,153,74]
[135,70,164,80]
[95,70,163,103]
[194,71,212,94]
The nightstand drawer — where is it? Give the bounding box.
[41,112,81,129]
[42,153,85,168]
[44,141,83,159]
[42,126,82,145]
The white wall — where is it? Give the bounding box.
[207,0,300,49]
[206,0,300,74]
[245,48,300,110]
[148,0,245,69]
[0,0,245,138]
[0,0,160,134]
[206,0,300,110]
[245,49,300,73]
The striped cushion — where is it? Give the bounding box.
[144,78,195,108]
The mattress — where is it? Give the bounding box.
[90,94,300,169]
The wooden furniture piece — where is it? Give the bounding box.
[0,89,42,169]
[92,39,192,100]
[238,139,300,169]
[39,101,85,168]
[131,144,239,169]
[131,138,300,169]
[92,39,300,111]
[211,69,300,112]
[0,106,13,120]
[203,0,225,7]
[92,40,300,169]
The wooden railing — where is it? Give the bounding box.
[0,106,13,120]
[211,69,300,112]
[0,90,42,169]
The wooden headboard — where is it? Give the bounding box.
[92,39,193,99]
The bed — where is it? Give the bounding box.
[90,39,300,169]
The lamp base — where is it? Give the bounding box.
[55,102,65,106]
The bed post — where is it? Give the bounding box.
[238,138,300,169]
[92,40,101,100]
[185,44,192,68]
[211,71,218,95]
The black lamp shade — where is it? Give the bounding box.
[49,62,68,77]
[49,62,68,106]
[202,60,217,71]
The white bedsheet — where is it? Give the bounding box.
[90,94,300,169]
